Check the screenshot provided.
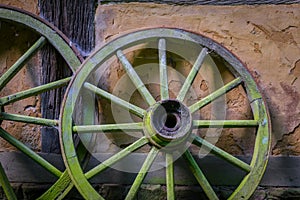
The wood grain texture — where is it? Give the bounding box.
[39,0,95,153]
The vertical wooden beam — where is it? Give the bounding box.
[39,0,95,153]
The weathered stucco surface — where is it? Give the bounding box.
[96,3,300,155]
[0,0,41,151]
[0,22,41,152]
[0,0,38,14]
[0,0,299,157]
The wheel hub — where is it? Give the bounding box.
[144,99,192,148]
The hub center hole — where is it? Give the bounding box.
[148,99,192,141]
[165,113,178,129]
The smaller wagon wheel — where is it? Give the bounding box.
[0,5,83,199]
[60,28,270,200]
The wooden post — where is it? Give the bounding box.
[39,0,95,153]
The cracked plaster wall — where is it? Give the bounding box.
[95,3,300,156]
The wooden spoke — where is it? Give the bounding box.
[177,47,208,101]
[0,112,58,126]
[189,77,242,113]
[117,50,156,106]
[192,134,251,173]
[84,82,146,118]
[37,170,74,200]
[85,137,149,179]
[0,37,46,91]
[0,128,62,177]
[0,163,17,200]
[159,38,169,100]
[0,77,71,106]
[166,153,175,200]
[193,120,258,128]
[183,150,218,200]
[73,122,143,133]
[125,147,159,200]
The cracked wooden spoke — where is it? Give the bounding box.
[85,137,149,179]
[0,37,47,91]
[73,122,144,133]
[125,147,159,200]
[159,38,169,100]
[117,50,156,106]
[177,47,208,101]
[189,77,242,113]
[192,135,251,173]
[183,150,218,200]
[0,77,71,106]
[84,82,146,118]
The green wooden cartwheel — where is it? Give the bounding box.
[60,28,271,199]
[0,5,83,199]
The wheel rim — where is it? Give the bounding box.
[0,5,82,199]
[61,28,270,200]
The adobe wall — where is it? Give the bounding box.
[96,3,300,156]
[1,0,299,155]
[0,0,38,13]
[0,0,41,152]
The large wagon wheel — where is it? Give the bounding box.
[0,5,83,199]
[61,28,270,200]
